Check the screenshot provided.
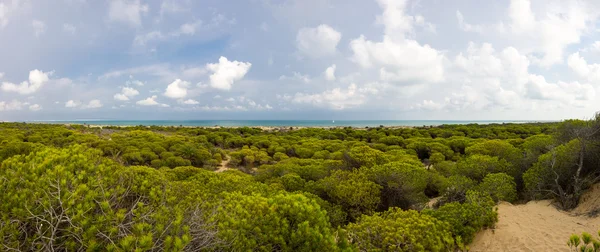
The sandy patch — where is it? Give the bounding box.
[470,199,600,252]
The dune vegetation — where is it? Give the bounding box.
[1,115,600,251]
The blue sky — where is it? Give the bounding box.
[1,0,600,121]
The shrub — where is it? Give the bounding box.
[362,162,429,210]
[316,170,382,221]
[477,173,517,202]
[346,208,455,252]
[424,190,498,245]
[567,230,600,252]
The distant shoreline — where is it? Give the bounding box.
[7,119,558,130]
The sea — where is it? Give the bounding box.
[29,120,556,128]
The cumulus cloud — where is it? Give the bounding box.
[164,79,190,99]
[0,100,23,111]
[526,74,595,103]
[351,36,444,84]
[137,96,169,107]
[113,87,140,101]
[65,100,81,108]
[206,57,251,90]
[296,24,341,58]
[350,1,445,84]
[182,99,199,105]
[458,0,597,67]
[290,83,370,110]
[325,64,336,81]
[29,104,41,111]
[567,52,600,83]
[82,100,103,109]
[108,0,148,27]
[1,70,51,95]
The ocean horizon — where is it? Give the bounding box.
[22,120,558,127]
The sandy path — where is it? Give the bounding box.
[215,155,231,173]
[470,199,600,252]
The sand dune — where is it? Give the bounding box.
[470,185,600,252]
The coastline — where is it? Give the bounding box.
[16,119,555,130]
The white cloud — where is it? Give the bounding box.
[113,93,129,101]
[137,95,168,107]
[32,20,46,37]
[0,72,3,79]
[456,10,483,33]
[206,56,251,90]
[65,100,81,108]
[349,1,445,84]
[567,52,600,83]
[177,21,202,35]
[279,72,310,83]
[296,24,341,58]
[0,1,23,28]
[82,100,103,109]
[0,100,23,111]
[133,31,164,46]
[291,83,368,110]
[164,79,190,99]
[415,100,444,110]
[29,104,41,111]
[108,0,149,27]
[63,23,76,34]
[325,64,336,81]
[351,35,445,83]
[113,87,139,101]
[1,69,51,95]
[526,74,595,103]
[589,41,600,53]
[0,3,8,28]
[126,79,144,86]
[182,99,199,105]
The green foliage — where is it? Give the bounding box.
[344,145,389,169]
[523,139,583,207]
[316,170,382,221]
[212,192,338,251]
[424,190,497,245]
[438,175,477,205]
[0,145,189,251]
[346,208,455,252]
[568,230,600,252]
[477,173,518,203]
[0,121,574,250]
[362,162,429,210]
[455,154,515,182]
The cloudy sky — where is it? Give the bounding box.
[1,0,600,121]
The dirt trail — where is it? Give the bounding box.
[215,155,231,173]
[470,185,600,252]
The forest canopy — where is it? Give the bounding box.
[1,117,599,251]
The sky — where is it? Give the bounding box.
[1,0,600,121]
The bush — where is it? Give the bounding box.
[478,173,517,202]
[211,192,338,251]
[346,208,455,252]
[455,154,515,182]
[362,162,428,210]
[316,170,382,221]
[567,230,600,252]
[437,175,476,205]
[424,190,498,245]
